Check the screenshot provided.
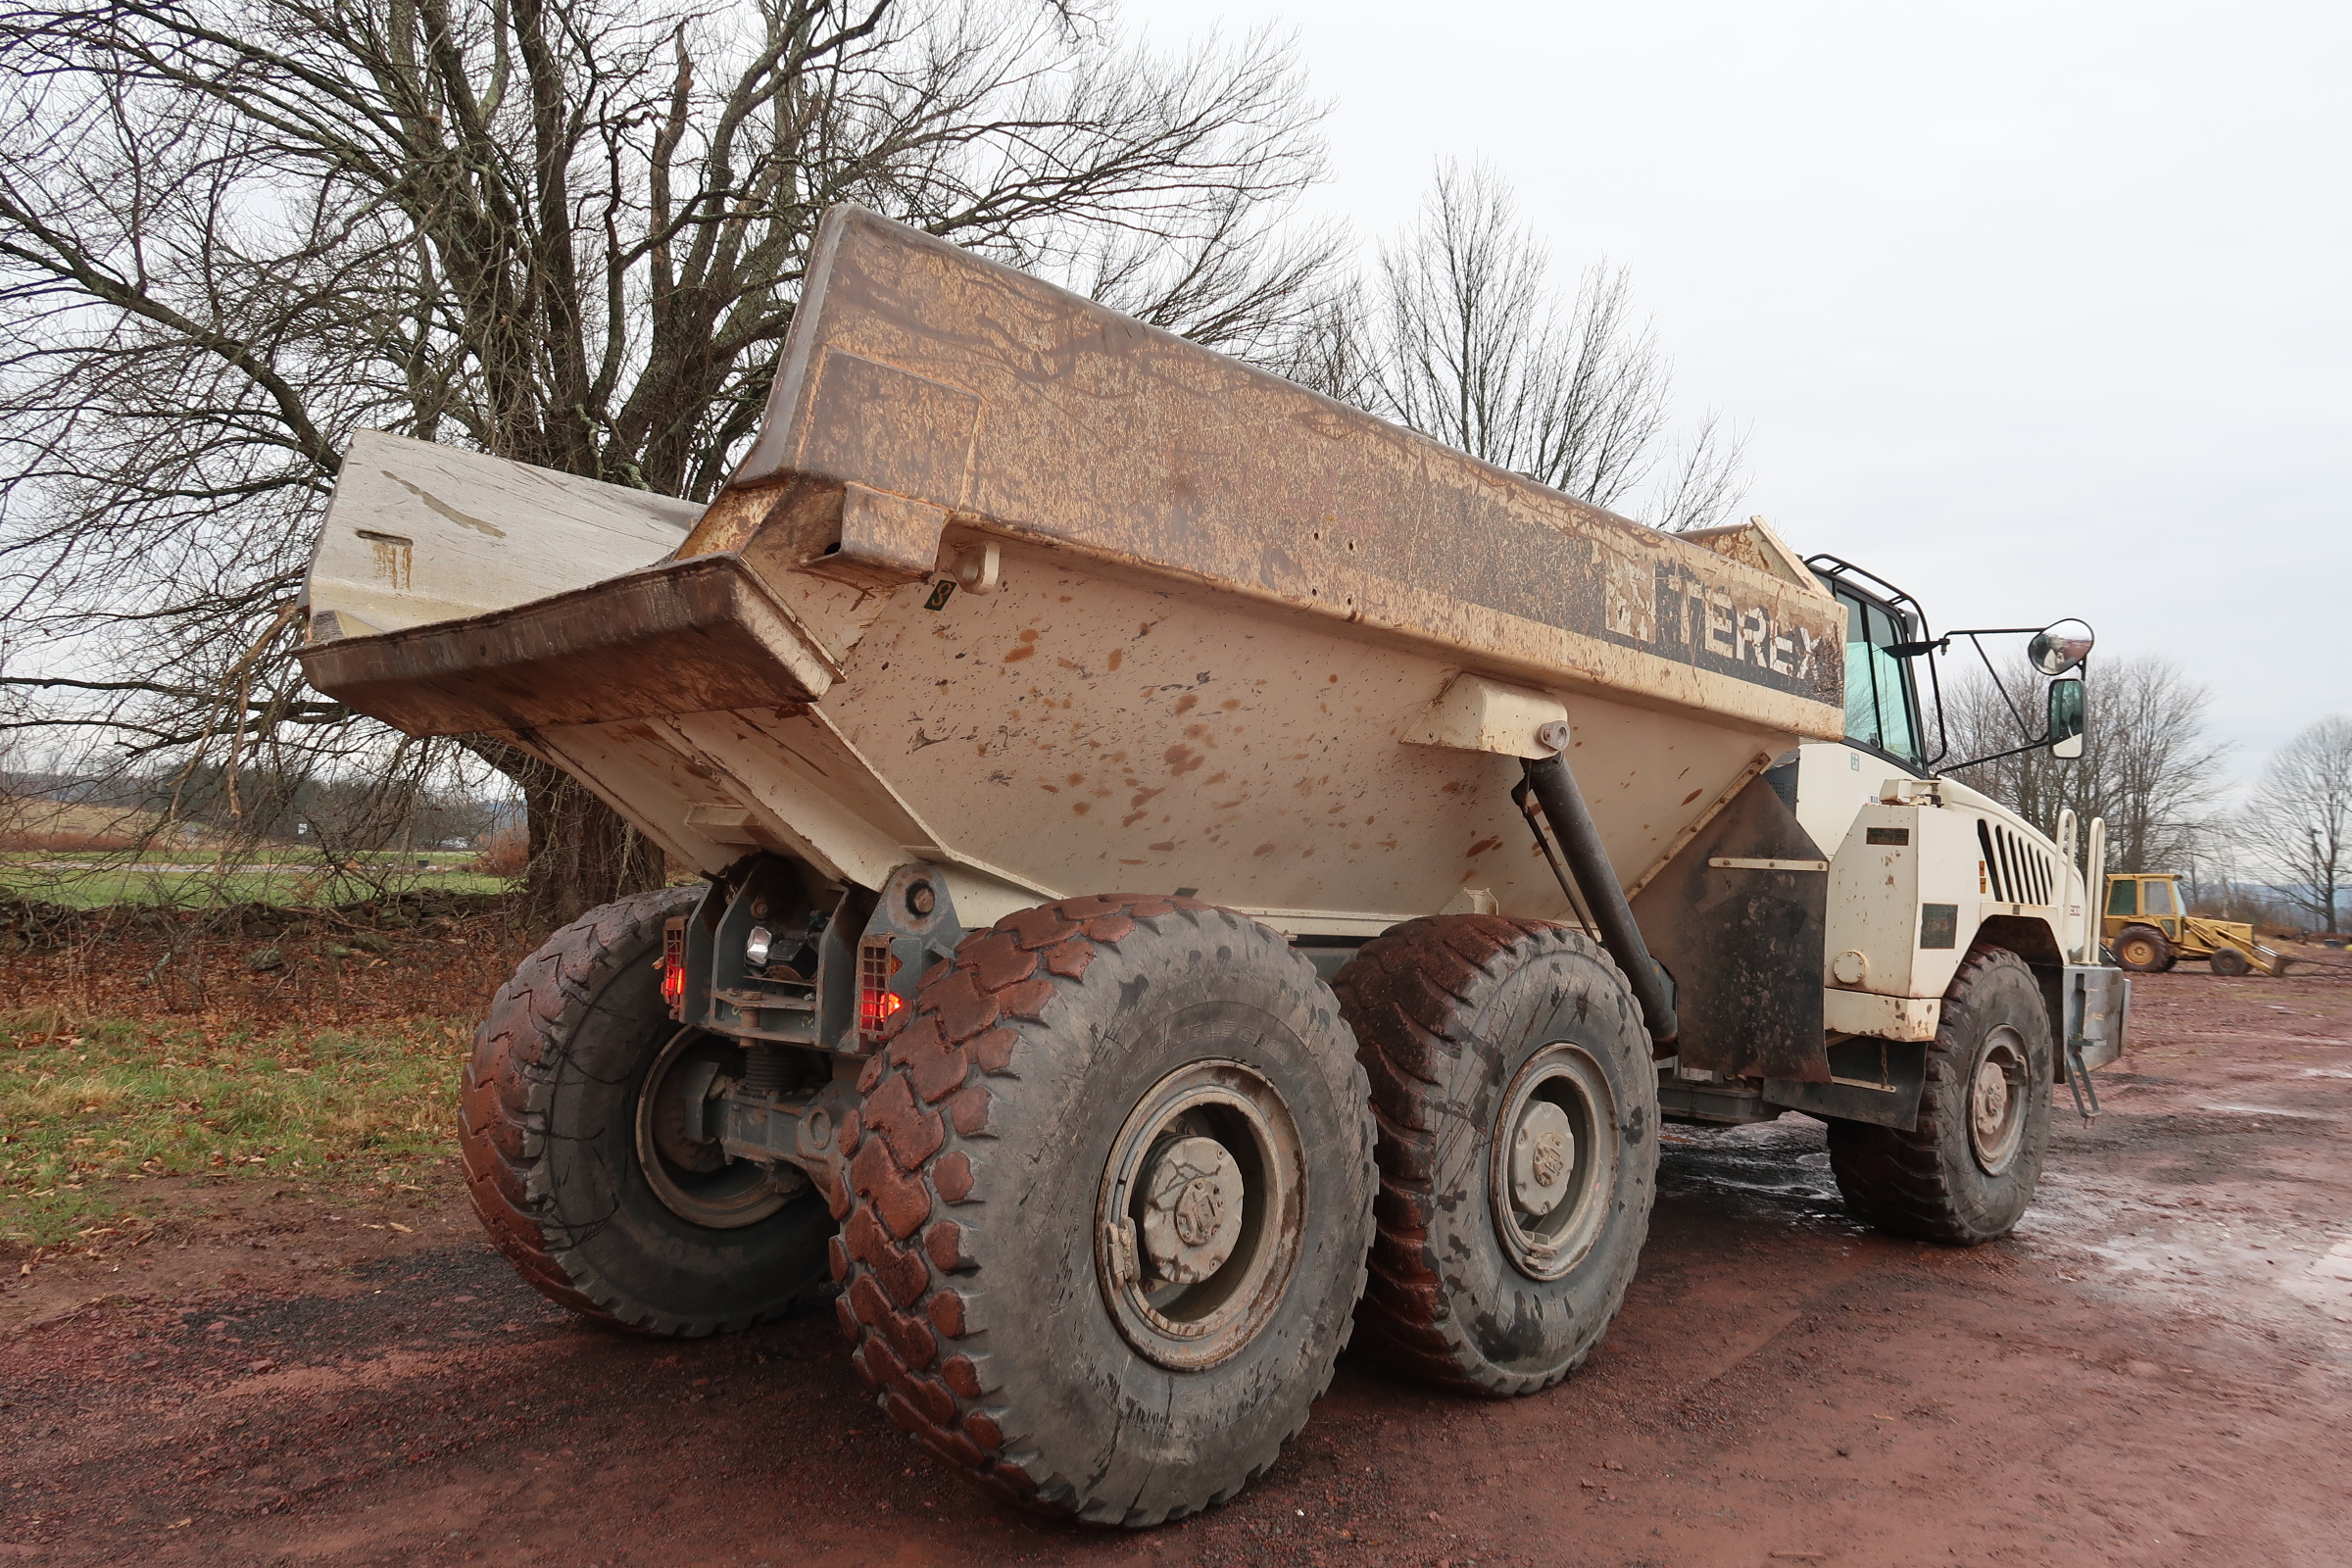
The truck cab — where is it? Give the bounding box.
[2105,873,2184,959]
[1660,557,2129,1138]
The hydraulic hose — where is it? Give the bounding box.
[1521,741,1681,1047]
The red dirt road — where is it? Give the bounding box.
[6,965,2349,1567]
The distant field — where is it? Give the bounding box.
[0,798,212,853]
[0,849,511,907]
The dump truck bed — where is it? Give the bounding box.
[301,206,1845,934]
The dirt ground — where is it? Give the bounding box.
[5,963,2348,1568]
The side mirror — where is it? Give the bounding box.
[2030,618,2094,676]
[2047,676,2084,760]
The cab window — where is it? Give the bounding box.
[1832,586,1923,765]
[2107,880,2137,916]
[2143,881,2177,916]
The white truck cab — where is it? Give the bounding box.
[1661,556,2129,1179]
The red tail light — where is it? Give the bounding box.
[661,918,687,1017]
[858,936,905,1041]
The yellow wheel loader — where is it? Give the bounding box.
[2103,872,2292,976]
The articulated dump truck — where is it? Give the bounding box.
[299,206,2130,1526]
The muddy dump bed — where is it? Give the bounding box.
[290,213,2117,1532]
[302,205,1843,935]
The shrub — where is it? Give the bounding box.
[472,829,528,881]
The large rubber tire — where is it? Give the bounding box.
[2208,946,2252,977]
[832,895,1374,1528]
[2112,925,2171,973]
[458,887,834,1334]
[1333,915,1657,1396]
[1827,945,2054,1245]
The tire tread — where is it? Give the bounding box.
[1335,915,1647,1397]
[456,884,780,1337]
[833,895,1374,1526]
[1827,944,2051,1245]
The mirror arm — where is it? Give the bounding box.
[1933,734,2068,777]
[1931,641,2085,777]
[1958,633,2042,750]
[1888,627,2047,658]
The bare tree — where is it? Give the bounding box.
[1291,161,1743,531]
[0,0,1340,922]
[1939,656,2230,874]
[2237,714,2352,932]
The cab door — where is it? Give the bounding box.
[2104,876,2138,943]
[2141,878,2183,942]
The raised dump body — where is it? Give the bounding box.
[299,205,2120,1530]
[306,206,1843,940]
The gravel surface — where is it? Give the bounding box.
[4,964,2347,1566]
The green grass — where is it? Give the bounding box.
[0,1006,468,1247]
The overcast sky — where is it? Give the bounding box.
[1148,0,2349,772]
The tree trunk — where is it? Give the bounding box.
[469,738,666,928]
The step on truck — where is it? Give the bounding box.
[298,205,2130,1526]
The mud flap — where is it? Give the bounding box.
[1762,1037,1927,1130]
[1633,768,1829,1081]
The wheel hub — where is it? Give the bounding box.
[1096,1057,1305,1371]
[1508,1100,1576,1217]
[1488,1044,1618,1282]
[1967,1026,2029,1175]
[1970,1061,2009,1136]
[634,1028,803,1229]
[1140,1136,1245,1285]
